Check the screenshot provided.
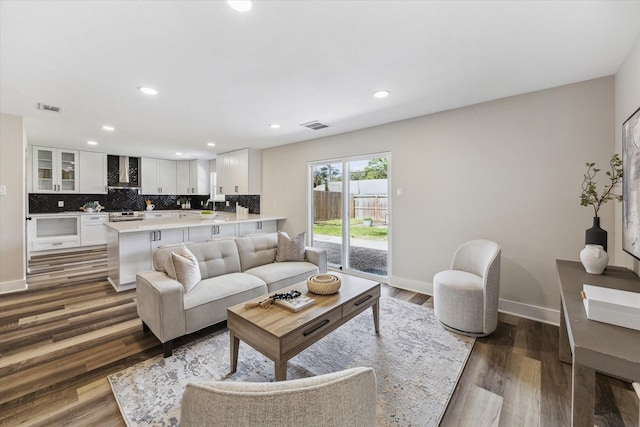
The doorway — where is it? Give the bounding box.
[309,154,390,279]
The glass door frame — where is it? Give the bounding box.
[308,152,391,282]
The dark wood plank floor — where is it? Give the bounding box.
[1,248,637,426]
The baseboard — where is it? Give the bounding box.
[0,278,28,294]
[389,275,433,295]
[108,277,136,293]
[389,275,560,326]
[498,299,560,326]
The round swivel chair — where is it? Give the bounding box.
[433,239,501,337]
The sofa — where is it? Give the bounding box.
[136,232,327,357]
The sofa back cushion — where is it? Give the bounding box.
[235,233,278,271]
[153,239,241,279]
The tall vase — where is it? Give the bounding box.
[585,216,607,252]
[579,244,609,274]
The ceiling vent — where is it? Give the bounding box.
[300,120,330,130]
[37,103,62,113]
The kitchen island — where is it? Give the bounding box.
[106,213,284,291]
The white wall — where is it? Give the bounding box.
[0,113,27,293]
[614,33,640,273]
[262,77,616,324]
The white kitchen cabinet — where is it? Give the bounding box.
[107,227,186,290]
[80,213,108,246]
[79,151,107,194]
[217,148,260,195]
[187,223,235,242]
[32,146,79,193]
[237,220,277,236]
[211,223,237,239]
[141,158,177,195]
[188,222,237,241]
[28,214,80,253]
[188,225,215,243]
[190,159,210,195]
[150,228,185,252]
[176,161,190,194]
[176,159,209,195]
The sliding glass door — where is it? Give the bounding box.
[309,154,390,279]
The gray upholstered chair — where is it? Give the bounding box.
[180,367,377,427]
[433,239,501,337]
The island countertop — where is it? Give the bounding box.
[105,213,284,233]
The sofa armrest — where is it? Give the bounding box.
[304,246,327,273]
[136,270,186,343]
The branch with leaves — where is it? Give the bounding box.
[580,153,623,217]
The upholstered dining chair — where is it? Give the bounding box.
[180,367,377,427]
[433,239,501,337]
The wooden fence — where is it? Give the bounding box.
[314,191,342,221]
[353,194,388,222]
[314,191,389,223]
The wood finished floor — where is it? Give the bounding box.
[1,248,638,426]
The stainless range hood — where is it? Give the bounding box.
[107,155,141,189]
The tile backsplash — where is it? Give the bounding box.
[28,190,260,214]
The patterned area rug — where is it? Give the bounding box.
[108,296,475,426]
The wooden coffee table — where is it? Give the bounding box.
[227,272,380,381]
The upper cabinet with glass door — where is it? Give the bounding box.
[32,146,79,193]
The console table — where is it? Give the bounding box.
[556,260,640,426]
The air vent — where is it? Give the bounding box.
[300,120,330,130]
[37,103,62,113]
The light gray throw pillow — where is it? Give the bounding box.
[164,245,201,292]
[276,231,305,262]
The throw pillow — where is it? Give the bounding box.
[276,231,305,262]
[164,245,201,293]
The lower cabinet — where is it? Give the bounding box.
[211,223,237,239]
[29,213,109,255]
[237,220,277,236]
[150,228,186,251]
[107,228,186,290]
[28,215,80,254]
[188,223,237,242]
[80,214,108,246]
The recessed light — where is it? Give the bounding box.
[138,86,158,96]
[227,1,252,12]
[176,152,183,156]
[102,125,115,131]
[269,124,281,129]
[207,142,216,147]
[373,90,390,98]
[87,140,98,145]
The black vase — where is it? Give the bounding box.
[585,216,607,252]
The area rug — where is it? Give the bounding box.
[108,296,475,426]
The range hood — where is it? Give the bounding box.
[107,155,141,189]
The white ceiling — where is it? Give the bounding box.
[1,1,639,160]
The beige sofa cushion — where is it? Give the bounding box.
[245,261,319,293]
[154,239,241,280]
[183,272,268,333]
[236,233,278,271]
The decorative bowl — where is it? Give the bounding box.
[200,211,217,220]
[307,274,341,295]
